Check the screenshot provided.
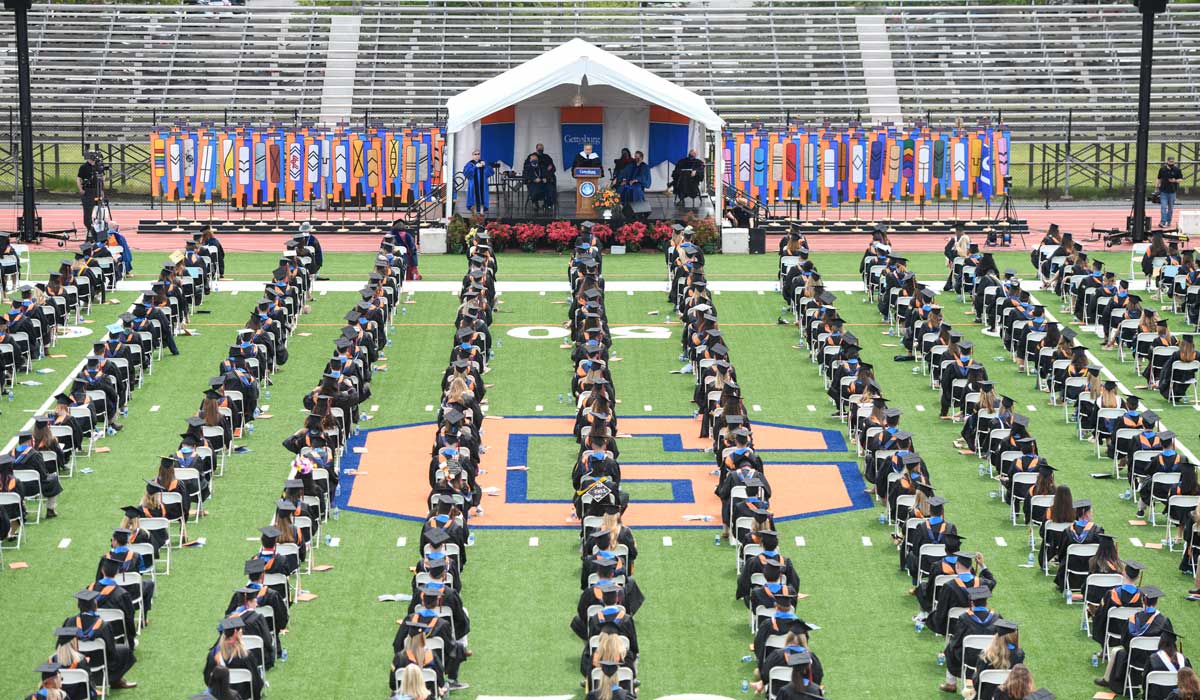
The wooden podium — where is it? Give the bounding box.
[573,166,603,216]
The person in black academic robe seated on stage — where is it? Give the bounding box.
[671,149,704,205]
[523,153,553,211]
[615,151,650,204]
[532,143,557,186]
[572,143,601,170]
[462,150,493,214]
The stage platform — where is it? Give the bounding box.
[452,189,716,223]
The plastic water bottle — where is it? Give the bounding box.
[714,534,721,546]
[878,512,887,525]
[247,423,255,434]
[332,506,340,521]
[6,391,12,401]
[280,649,288,662]
[937,652,945,666]
[557,393,564,403]
[264,390,271,400]
[1065,588,1073,604]
[915,619,925,632]
[401,306,406,316]
[741,679,749,693]
[911,366,921,375]
[741,655,754,663]
[978,463,985,477]
[497,339,503,348]
[1091,653,1100,667]
[1027,551,1035,567]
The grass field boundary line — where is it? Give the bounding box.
[112,280,874,294]
[0,300,138,454]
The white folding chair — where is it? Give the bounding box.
[241,634,268,681]
[226,668,254,699]
[1144,670,1180,700]
[159,491,187,548]
[976,669,1011,700]
[139,517,171,575]
[12,469,43,523]
[959,634,993,685]
[1125,635,1162,698]
[1063,543,1100,597]
[0,492,25,548]
[1167,495,1200,551]
[1081,573,1124,634]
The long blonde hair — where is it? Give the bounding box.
[596,630,627,663]
[404,631,427,660]
[595,671,618,700]
[979,631,1017,670]
[219,630,247,661]
[54,639,84,667]
[445,377,467,405]
[398,664,430,700]
[601,511,621,550]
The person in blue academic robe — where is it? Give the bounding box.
[616,150,650,204]
[462,150,493,213]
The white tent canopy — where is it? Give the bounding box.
[445,38,723,134]
[443,39,725,219]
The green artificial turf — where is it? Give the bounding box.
[0,248,1195,700]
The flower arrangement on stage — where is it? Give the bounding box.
[513,222,546,252]
[594,187,621,210]
[545,221,580,251]
[589,223,613,243]
[614,221,647,252]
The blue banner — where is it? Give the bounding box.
[561,123,603,170]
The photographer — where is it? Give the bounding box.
[1157,156,1184,229]
[76,152,103,234]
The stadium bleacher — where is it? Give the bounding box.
[0,0,1196,141]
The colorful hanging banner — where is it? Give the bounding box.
[721,124,1011,208]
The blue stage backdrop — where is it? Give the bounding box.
[561,106,603,168]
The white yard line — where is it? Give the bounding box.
[1,301,138,453]
[148,279,866,294]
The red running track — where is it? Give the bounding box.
[0,204,1149,254]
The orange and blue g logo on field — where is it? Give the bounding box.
[336,416,871,529]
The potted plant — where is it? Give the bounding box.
[684,212,720,253]
[614,221,647,252]
[545,221,580,252]
[649,220,675,252]
[594,188,621,219]
[513,222,546,252]
[487,222,513,251]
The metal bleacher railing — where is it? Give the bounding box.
[0,0,1196,199]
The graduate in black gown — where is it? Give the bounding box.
[64,589,137,689]
[1097,585,1173,692]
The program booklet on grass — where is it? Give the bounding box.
[377,593,413,602]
